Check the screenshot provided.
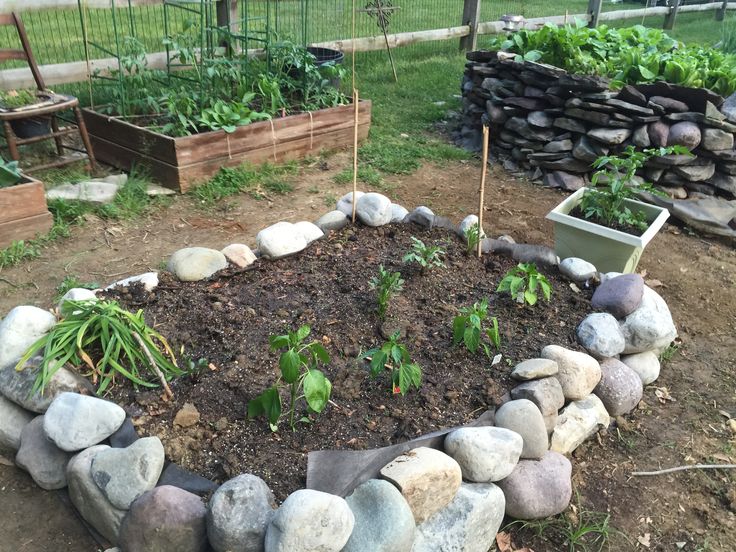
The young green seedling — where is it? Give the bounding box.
[359,331,421,395]
[452,298,502,358]
[497,263,552,306]
[370,264,404,320]
[403,237,446,271]
[464,222,481,256]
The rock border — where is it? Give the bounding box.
[0,191,678,552]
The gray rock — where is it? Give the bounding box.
[543,139,573,153]
[0,306,56,371]
[528,110,554,128]
[534,156,591,173]
[0,357,91,413]
[167,247,227,282]
[343,479,415,552]
[648,120,670,147]
[542,345,602,401]
[380,447,461,524]
[391,204,410,223]
[67,445,127,544]
[91,437,165,510]
[510,377,565,431]
[550,394,610,453]
[15,415,71,490]
[702,128,734,151]
[336,191,364,217]
[587,127,632,145]
[620,286,677,354]
[207,474,277,552]
[44,392,126,452]
[494,399,548,459]
[667,121,701,149]
[620,351,661,385]
[265,489,355,552]
[617,85,647,107]
[591,273,645,319]
[606,98,654,116]
[256,222,308,260]
[105,272,158,292]
[632,125,651,148]
[444,427,523,483]
[221,244,257,268]
[594,358,644,416]
[118,486,208,552]
[576,313,626,359]
[565,108,610,126]
[157,463,218,496]
[411,483,505,552]
[506,117,555,141]
[511,358,559,381]
[559,257,597,282]
[406,206,435,228]
[457,214,481,238]
[543,171,584,191]
[356,193,392,227]
[0,395,33,451]
[649,96,689,113]
[293,221,324,245]
[553,117,587,134]
[46,181,121,203]
[497,452,572,520]
[705,171,736,195]
[721,91,736,123]
[572,136,605,163]
[315,210,349,233]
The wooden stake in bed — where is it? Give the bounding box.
[477,123,490,258]
[352,89,359,223]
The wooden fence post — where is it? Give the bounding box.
[587,0,602,28]
[460,0,481,52]
[716,0,728,21]
[663,0,681,30]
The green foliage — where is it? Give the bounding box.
[584,145,690,232]
[196,95,271,134]
[0,240,41,269]
[0,89,38,109]
[360,331,421,396]
[464,222,481,256]
[55,276,99,300]
[659,343,680,364]
[497,263,552,306]
[491,21,736,95]
[16,299,183,395]
[332,166,385,188]
[248,325,332,431]
[370,264,404,319]
[190,162,298,205]
[402,237,445,271]
[0,156,22,188]
[452,298,501,358]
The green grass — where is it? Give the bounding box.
[55,275,100,300]
[189,161,298,205]
[333,165,385,188]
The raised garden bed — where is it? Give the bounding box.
[82,102,372,193]
[0,174,53,249]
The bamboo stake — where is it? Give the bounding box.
[352,89,359,223]
[631,464,736,477]
[132,331,173,399]
[477,124,489,258]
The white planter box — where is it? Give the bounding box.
[546,188,670,274]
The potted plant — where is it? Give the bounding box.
[0,89,53,139]
[546,146,686,273]
[0,156,53,249]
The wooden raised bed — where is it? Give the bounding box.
[0,175,53,249]
[82,101,372,193]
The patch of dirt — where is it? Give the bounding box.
[0,152,735,552]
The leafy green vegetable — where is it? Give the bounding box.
[497,263,552,306]
[360,331,421,396]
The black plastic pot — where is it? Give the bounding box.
[308,46,344,89]
[10,117,51,139]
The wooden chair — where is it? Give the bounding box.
[0,12,96,172]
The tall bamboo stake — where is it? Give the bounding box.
[477,124,489,258]
[352,89,360,223]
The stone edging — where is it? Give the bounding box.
[0,191,678,552]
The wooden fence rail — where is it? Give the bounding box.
[1,1,736,90]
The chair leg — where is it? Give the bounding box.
[2,121,20,161]
[73,106,96,171]
[51,115,64,156]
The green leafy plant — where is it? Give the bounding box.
[497,263,552,306]
[0,156,23,188]
[452,298,501,357]
[16,299,183,395]
[585,145,690,232]
[54,276,99,300]
[464,222,481,256]
[196,94,271,133]
[360,331,421,395]
[403,237,445,271]
[370,264,404,319]
[0,89,39,110]
[247,325,332,431]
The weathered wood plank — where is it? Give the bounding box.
[0,180,49,225]
[0,212,53,249]
[1,0,161,13]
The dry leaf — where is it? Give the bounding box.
[645,279,664,288]
[496,531,513,552]
[569,282,581,293]
[637,532,651,547]
[654,387,675,403]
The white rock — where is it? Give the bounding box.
[44,392,126,451]
[541,345,602,401]
[620,286,677,354]
[315,210,349,233]
[444,427,523,483]
[145,183,176,196]
[105,272,159,292]
[390,204,409,223]
[168,247,228,282]
[46,181,120,204]
[58,288,98,315]
[293,221,324,245]
[494,399,549,459]
[0,395,34,451]
[356,193,392,227]
[336,191,364,217]
[221,244,257,268]
[407,206,435,228]
[576,313,626,359]
[0,306,56,370]
[559,257,597,281]
[511,358,559,380]
[457,214,486,238]
[620,351,661,385]
[600,271,624,283]
[256,222,308,260]
[265,489,355,552]
[550,394,610,454]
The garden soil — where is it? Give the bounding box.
[0,152,734,551]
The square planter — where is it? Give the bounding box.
[0,174,53,250]
[546,188,670,274]
[82,101,372,193]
